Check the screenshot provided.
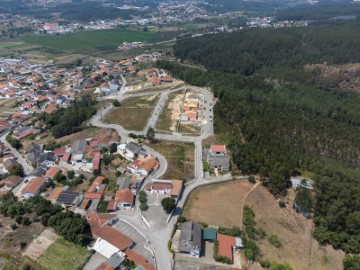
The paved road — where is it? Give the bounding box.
[90,82,217,270]
[0,131,34,175]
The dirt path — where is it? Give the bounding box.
[239,181,261,230]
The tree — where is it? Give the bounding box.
[113,100,121,107]
[6,135,21,149]
[248,175,256,184]
[76,59,82,66]
[146,127,155,142]
[67,170,75,179]
[20,241,27,249]
[8,164,24,177]
[54,172,66,183]
[161,197,176,213]
[344,255,360,270]
[109,143,118,153]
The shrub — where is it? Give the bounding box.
[10,224,17,230]
[20,241,27,249]
[279,200,286,208]
[161,197,176,214]
[113,100,121,107]
[168,240,174,253]
[260,259,271,268]
[177,216,187,223]
[248,175,256,184]
[268,235,282,248]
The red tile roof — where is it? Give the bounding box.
[171,180,183,197]
[217,233,236,261]
[46,187,63,201]
[45,166,61,179]
[115,188,134,205]
[210,144,226,153]
[96,225,133,251]
[87,212,118,236]
[22,177,46,195]
[124,249,155,270]
[54,147,66,156]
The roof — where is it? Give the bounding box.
[179,221,202,253]
[171,180,183,197]
[87,212,118,236]
[138,157,158,173]
[126,142,142,154]
[210,144,226,153]
[56,191,80,205]
[145,182,172,191]
[115,188,134,205]
[54,147,66,156]
[124,249,155,270]
[95,262,113,270]
[202,228,217,241]
[71,139,87,153]
[47,187,63,201]
[207,155,230,169]
[44,166,61,178]
[1,175,22,189]
[31,166,47,177]
[117,178,130,189]
[22,177,46,195]
[92,152,101,171]
[97,225,133,251]
[217,233,236,260]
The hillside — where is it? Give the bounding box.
[157,19,360,258]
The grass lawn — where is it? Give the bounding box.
[22,28,160,51]
[36,238,87,270]
[147,141,194,181]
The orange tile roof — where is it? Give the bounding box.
[97,226,133,251]
[87,212,118,236]
[79,198,91,210]
[45,166,61,179]
[138,157,159,173]
[210,144,226,153]
[22,177,46,195]
[96,262,113,270]
[47,187,63,201]
[217,233,236,261]
[124,249,155,270]
[171,180,183,197]
[115,188,134,205]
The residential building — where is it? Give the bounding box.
[22,177,46,199]
[56,191,83,207]
[178,221,202,257]
[216,233,243,262]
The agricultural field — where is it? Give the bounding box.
[146,141,194,181]
[22,28,160,52]
[36,238,88,270]
[104,94,159,131]
[0,99,18,118]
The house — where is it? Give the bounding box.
[53,147,67,160]
[107,188,134,211]
[0,175,22,194]
[209,144,227,156]
[22,177,46,199]
[3,158,19,171]
[145,179,183,203]
[44,166,61,180]
[178,221,202,257]
[31,166,47,177]
[95,253,124,270]
[125,142,143,160]
[13,126,34,140]
[71,139,87,162]
[46,186,63,204]
[39,152,56,167]
[92,152,101,173]
[207,155,231,171]
[127,156,159,176]
[56,191,83,207]
[92,223,134,258]
[116,178,130,190]
[216,233,243,262]
[83,176,106,211]
[124,249,155,270]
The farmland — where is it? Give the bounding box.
[36,238,88,270]
[22,28,160,52]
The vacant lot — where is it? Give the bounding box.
[22,28,159,52]
[245,186,344,270]
[156,90,185,132]
[148,141,194,181]
[183,180,252,227]
[37,238,87,270]
[23,228,58,261]
[105,95,159,131]
[0,216,45,269]
[0,99,17,118]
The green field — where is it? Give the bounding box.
[22,28,160,51]
[0,41,26,48]
[37,238,87,270]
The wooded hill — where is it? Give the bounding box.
[158,19,360,255]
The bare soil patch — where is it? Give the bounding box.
[23,228,58,260]
[183,180,253,227]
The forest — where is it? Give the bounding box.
[38,95,97,138]
[157,19,360,255]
